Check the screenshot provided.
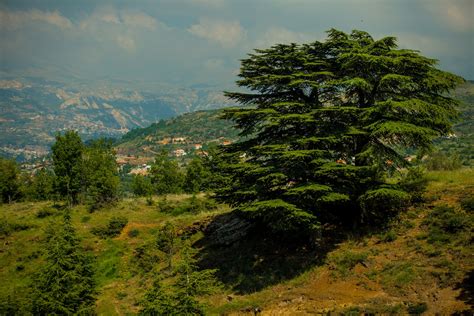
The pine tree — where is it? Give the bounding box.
[217,29,463,235]
[51,131,84,206]
[139,241,221,316]
[32,212,96,314]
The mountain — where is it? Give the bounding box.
[115,109,239,157]
[0,77,235,160]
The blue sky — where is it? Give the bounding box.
[1,0,473,88]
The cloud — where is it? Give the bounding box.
[187,0,225,7]
[0,9,72,30]
[121,12,159,30]
[256,26,315,48]
[79,7,160,31]
[188,18,245,47]
[421,0,473,32]
[116,35,136,52]
[204,58,224,70]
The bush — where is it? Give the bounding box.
[131,243,160,274]
[379,230,397,242]
[407,302,428,314]
[328,250,369,277]
[0,219,33,237]
[399,167,428,203]
[36,207,55,218]
[459,195,474,212]
[425,151,462,171]
[128,229,140,238]
[359,188,410,224]
[423,205,469,245]
[170,195,218,216]
[92,216,128,238]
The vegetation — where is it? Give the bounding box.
[32,212,96,314]
[0,29,473,315]
[217,29,463,236]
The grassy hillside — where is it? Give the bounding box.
[1,169,473,314]
[116,110,239,157]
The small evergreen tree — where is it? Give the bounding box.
[139,241,221,316]
[32,212,96,314]
[156,222,178,269]
[51,131,84,206]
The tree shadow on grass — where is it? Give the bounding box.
[194,212,343,294]
[454,269,474,314]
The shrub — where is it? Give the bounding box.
[128,229,140,238]
[36,207,55,218]
[381,262,416,288]
[359,188,410,224]
[0,219,33,236]
[407,302,428,314]
[399,167,428,203]
[459,195,474,212]
[424,205,467,239]
[92,216,128,238]
[131,243,160,274]
[329,250,369,277]
[425,151,462,171]
[379,230,397,243]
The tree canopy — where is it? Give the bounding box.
[217,29,463,236]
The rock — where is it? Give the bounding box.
[205,212,254,246]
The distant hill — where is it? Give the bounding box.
[115,109,239,157]
[0,77,235,161]
[434,80,474,165]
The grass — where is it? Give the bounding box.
[0,168,473,314]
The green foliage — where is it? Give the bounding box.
[379,230,397,242]
[150,150,184,195]
[29,168,55,201]
[36,207,56,218]
[0,218,33,236]
[0,157,22,203]
[217,29,463,234]
[156,222,178,269]
[92,216,128,238]
[131,243,160,274]
[380,262,417,288]
[132,175,154,197]
[407,302,428,315]
[128,228,140,238]
[423,205,470,245]
[328,250,369,277]
[359,188,410,223]
[139,242,221,316]
[399,167,428,203]
[425,151,463,170]
[51,130,84,205]
[83,139,120,209]
[459,195,474,212]
[32,213,96,314]
[184,157,212,193]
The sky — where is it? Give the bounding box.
[1,0,473,89]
